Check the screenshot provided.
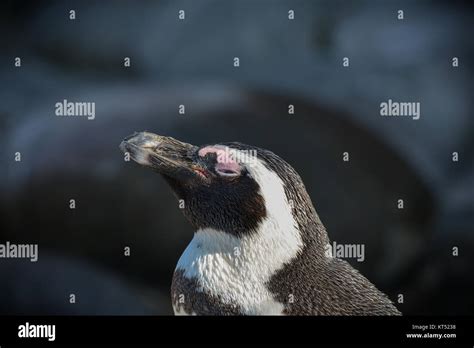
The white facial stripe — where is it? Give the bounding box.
[176,152,303,315]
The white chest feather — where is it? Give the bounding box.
[175,158,304,315]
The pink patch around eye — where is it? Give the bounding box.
[198,146,241,175]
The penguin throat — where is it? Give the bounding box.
[175,220,303,314]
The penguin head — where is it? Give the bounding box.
[120,132,322,240]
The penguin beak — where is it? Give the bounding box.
[120,132,199,181]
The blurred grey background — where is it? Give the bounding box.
[0,0,473,315]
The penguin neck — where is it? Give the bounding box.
[290,200,331,256]
[177,201,327,280]
[174,181,329,315]
[175,217,303,315]
[179,211,303,273]
[245,154,330,257]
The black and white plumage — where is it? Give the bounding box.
[120,132,401,316]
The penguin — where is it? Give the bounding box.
[120,131,401,316]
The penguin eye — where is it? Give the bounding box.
[197,146,242,178]
[215,161,241,177]
[215,166,240,177]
